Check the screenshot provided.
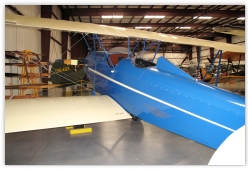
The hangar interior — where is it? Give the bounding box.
[5,5,245,165]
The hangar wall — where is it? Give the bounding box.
[5,5,64,96]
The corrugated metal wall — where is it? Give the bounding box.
[5,5,64,96]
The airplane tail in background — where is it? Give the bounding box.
[200,68,212,82]
[49,59,86,84]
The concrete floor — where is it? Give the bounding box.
[5,87,216,165]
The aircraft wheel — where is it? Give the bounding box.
[73,89,77,94]
[130,114,140,121]
[73,125,85,129]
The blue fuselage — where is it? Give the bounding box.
[84,52,245,149]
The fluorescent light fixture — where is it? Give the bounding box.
[155,16,165,18]
[193,16,212,19]
[102,15,123,18]
[144,16,165,18]
[144,15,155,18]
[135,26,152,29]
[102,16,113,18]
[237,17,245,20]
[175,27,191,29]
[112,15,123,18]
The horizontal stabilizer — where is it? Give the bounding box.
[5,95,131,133]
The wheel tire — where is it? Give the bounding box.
[130,114,140,121]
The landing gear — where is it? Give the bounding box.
[73,89,77,94]
[71,86,77,94]
[130,114,140,121]
[73,124,85,129]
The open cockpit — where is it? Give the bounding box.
[106,47,156,68]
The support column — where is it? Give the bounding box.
[196,46,201,80]
[70,33,78,59]
[188,45,192,60]
[61,12,69,60]
[210,48,214,62]
[41,5,52,84]
[226,35,232,43]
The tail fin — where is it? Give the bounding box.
[50,60,85,84]
[200,68,212,82]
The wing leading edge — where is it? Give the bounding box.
[5,14,244,53]
[5,95,131,133]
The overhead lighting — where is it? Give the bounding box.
[135,26,152,29]
[102,15,123,18]
[112,15,123,18]
[237,17,245,20]
[175,27,191,29]
[102,16,112,18]
[144,16,165,18]
[193,16,213,19]
[155,16,165,18]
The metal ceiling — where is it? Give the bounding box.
[56,5,245,51]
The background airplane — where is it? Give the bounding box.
[5,14,245,165]
[48,59,90,93]
[200,51,245,94]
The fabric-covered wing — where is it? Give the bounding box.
[5,14,244,53]
[5,95,131,133]
[208,125,245,165]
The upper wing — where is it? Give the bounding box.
[5,95,131,133]
[5,14,244,53]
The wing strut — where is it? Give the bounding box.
[196,46,201,80]
[215,50,223,86]
[152,42,161,63]
[132,39,141,54]
[83,34,117,95]
[202,50,222,83]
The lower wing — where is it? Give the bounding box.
[5,95,131,133]
[208,125,245,165]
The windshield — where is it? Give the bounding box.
[135,51,154,61]
[132,51,156,68]
[108,47,134,57]
[132,51,154,64]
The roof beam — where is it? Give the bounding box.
[170,32,231,38]
[65,8,244,18]
[98,23,244,28]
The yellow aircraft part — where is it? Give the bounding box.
[69,127,92,135]
[200,68,211,81]
[65,126,74,130]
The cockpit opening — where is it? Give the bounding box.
[132,51,156,68]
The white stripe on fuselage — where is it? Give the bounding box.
[88,67,235,132]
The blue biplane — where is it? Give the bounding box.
[5,14,245,165]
